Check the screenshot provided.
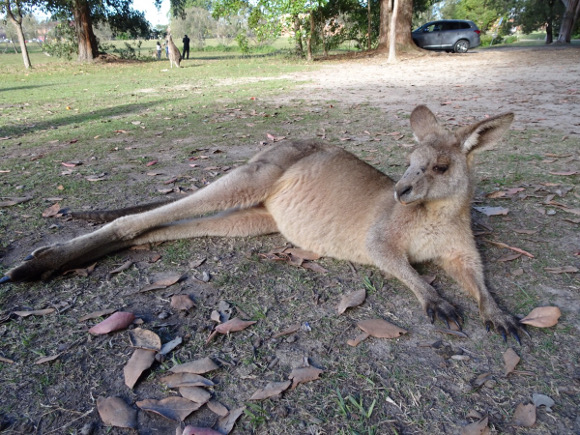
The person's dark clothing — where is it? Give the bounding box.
[182,35,190,59]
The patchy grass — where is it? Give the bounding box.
[1,48,579,435]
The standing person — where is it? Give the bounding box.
[164,41,169,58]
[156,41,161,60]
[182,34,190,60]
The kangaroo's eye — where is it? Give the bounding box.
[433,165,448,174]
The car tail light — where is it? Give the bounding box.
[474,30,481,35]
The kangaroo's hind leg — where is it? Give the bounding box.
[3,153,292,282]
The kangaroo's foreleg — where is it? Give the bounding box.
[438,254,523,343]
[3,160,286,282]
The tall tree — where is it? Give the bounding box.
[557,0,580,42]
[378,0,416,60]
[513,0,563,43]
[2,0,33,68]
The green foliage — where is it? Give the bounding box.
[235,32,250,53]
[439,0,499,31]
[43,20,77,59]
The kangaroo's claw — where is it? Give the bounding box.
[0,275,11,285]
[484,312,527,345]
[425,298,463,331]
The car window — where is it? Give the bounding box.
[460,22,471,29]
[440,22,454,31]
[424,24,441,32]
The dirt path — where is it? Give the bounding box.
[280,45,580,134]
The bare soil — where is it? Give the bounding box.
[0,46,579,435]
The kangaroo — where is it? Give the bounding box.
[0,106,524,343]
[167,34,181,68]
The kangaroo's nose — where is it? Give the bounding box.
[395,185,413,203]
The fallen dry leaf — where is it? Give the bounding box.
[473,206,509,216]
[482,239,534,258]
[78,308,117,322]
[12,308,55,317]
[182,427,223,435]
[337,289,366,315]
[171,294,196,312]
[0,196,32,207]
[129,328,162,351]
[544,266,578,274]
[549,170,578,176]
[215,318,257,334]
[108,260,134,276]
[461,416,489,435]
[0,356,15,364]
[97,396,137,429]
[301,262,328,274]
[170,357,219,374]
[215,406,245,434]
[503,348,520,376]
[136,397,202,422]
[35,353,62,365]
[357,319,407,338]
[497,253,521,262]
[179,386,212,404]
[207,400,229,417]
[159,336,183,356]
[532,393,555,412]
[347,332,370,347]
[520,306,561,328]
[250,380,292,400]
[140,273,185,292]
[289,366,324,389]
[124,348,156,389]
[161,372,215,388]
[511,403,536,427]
[41,203,61,218]
[88,311,135,335]
[272,324,301,338]
[284,247,320,260]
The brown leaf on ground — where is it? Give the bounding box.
[497,253,522,262]
[136,396,202,422]
[13,308,55,317]
[89,312,135,335]
[250,380,292,400]
[207,400,229,417]
[129,328,162,351]
[161,372,215,388]
[284,247,321,260]
[108,260,134,276]
[347,332,370,347]
[171,294,196,312]
[461,416,490,435]
[357,319,407,338]
[140,273,185,292]
[301,262,329,274]
[170,357,219,374]
[41,203,61,218]
[544,266,578,274]
[78,308,117,322]
[35,353,62,365]
[473,206,509,216]
[272,324,301,338]
[511,403,536,427]
[520,306,561,327]
[482,239,534,258]
[0,196,32,207]
[215,406,245,434]
[182,426,223,435]
[289,367,324,389]
[0,356,15,364]
[337,289,366,315]
[97,396,137,429]
[549,170,578,176]
[179,386,212,404]
[63,262,97,277]
[215,318,257,334]
[124,348,156,389]
[503,348,520,376]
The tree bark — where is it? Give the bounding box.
[378,0,417,56]
[293,14,303,57]
[387,0,398,63]
[73,0,99,61]
[367,0,372,50]
[557,0,580,43]
[307,11,314,61]
[5,0,31,69]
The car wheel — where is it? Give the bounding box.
[453,39,469,53]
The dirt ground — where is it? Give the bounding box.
[1,46,579,435]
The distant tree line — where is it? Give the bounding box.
[2,0,579,68]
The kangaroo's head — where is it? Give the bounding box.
[394,105,514,207]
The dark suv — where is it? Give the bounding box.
[412,20,481,53]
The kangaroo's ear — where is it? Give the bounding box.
[410,105,446,143]
[456,112,514,155]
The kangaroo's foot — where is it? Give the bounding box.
[481,307,528,345]
[3,245,67,282]
[423,295,463,330]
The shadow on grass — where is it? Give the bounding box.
[1,99,171,138]
[0,84,57,93]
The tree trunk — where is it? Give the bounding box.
[378,0,416,56]
[556,0,580,43]
[73,0,98,61]
[546,19,553,43]
[307,12,314,61]
[367,0,372,50]
[387,0,398,63]
[5,0,31,69]
[293,14,303,57]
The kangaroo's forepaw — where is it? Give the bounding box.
[483,312,529,345]
[425,298,463,331]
